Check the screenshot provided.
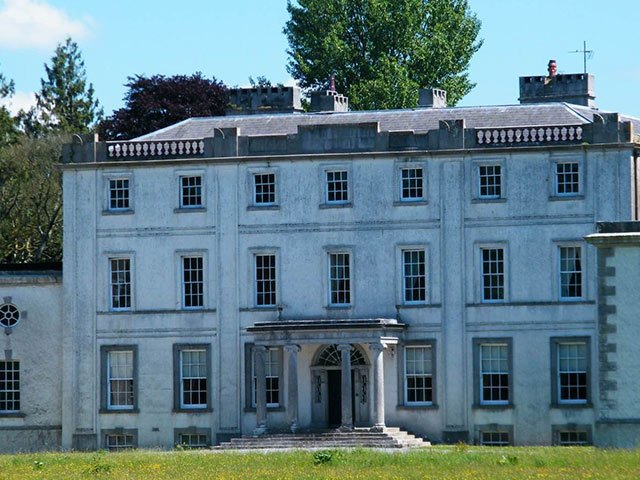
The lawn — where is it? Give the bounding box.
[0,446,639,479]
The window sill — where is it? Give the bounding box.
[247,205,280,211]
[324,305,352,310]
[240,306,279,312]
[243,406,285,413]
[472,403,513,410]
[102,209,134,215]
[396,303,441,309]
[393,200,428,207]
[471,198,507,204]
[319,202,352,209]
[173,407,213,413]
[550,402,593,409]
[0,412,26,418]
[174,207,206,213]
[396,404,438,410]
[548,195,584,201]
[99,408,140,414]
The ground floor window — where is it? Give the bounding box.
[102,429,137,451]
[553,425,591,446]
[480,431,510,446]
[404,345,433,405]
[0,360,20,412]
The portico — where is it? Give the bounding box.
[247,319,405,433]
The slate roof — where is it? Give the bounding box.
[134,102,640,141]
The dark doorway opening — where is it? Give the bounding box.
[327,370,341,426]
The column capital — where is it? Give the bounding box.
[253,345,268,355]
[369,342,385,354]
[284,344,301,354]
[337,343,352,352]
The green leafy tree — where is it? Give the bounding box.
[0,66,19,148]
[0,136,64,263]
[24,38,102,135]
[284,0,482,110]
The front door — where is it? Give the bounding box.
[327,370,341,426]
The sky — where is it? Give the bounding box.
[0,0,639,119]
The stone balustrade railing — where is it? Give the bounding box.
[106,139,205,159]
[476,125,583,146]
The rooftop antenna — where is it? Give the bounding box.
[569,40,594,74]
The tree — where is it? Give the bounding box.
[0,136,64,263]
[24,38,102,135]
[99,73,228,140]
[283,0,482,110]
[0,66,18,148]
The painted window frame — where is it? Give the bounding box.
[100,345,138,413]
[253,172,278,206]
[550,337,591,406]
[478,244,507,303]
[102,428,138,450]
[327,249,353,307]
[108,256,133,311]
[174,427,212,448]
[403,343,435,406]
[550,157,584,199]
[104,172,133,213]
[552,424,592,445]
[321,165,352,207]
[558,244,584,301]
[173,344,212,412]
[181,254,205,310]
[473,338,513,407]
[401,247,427,305]
[478,164,503,199]
[399,166,426,202]
[179,174,204,209]
[0,360,20,413]
[254,251,278,308]
[475,425,513,446]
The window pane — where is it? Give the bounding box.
[255,254,277,306]
[107,351,134,408]
[254,173,276,205]
[560,246,582,298]
[405,346,433,404]
[481,248,504,301]
[110,258,131,309]
[326,170,348,203]
[479,165,501,198]
[183,256,204,308]
[329,253,350,305]
[180,175,202,207]
[556,162,580,195]
[558,342,587,402]
[403,249,426,303]
[401,168,423,200]
[109,178,130,210]
[480,344,509,403]
[0,361,20,412]
[180,349,208,408]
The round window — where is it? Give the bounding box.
[0,303,20,327]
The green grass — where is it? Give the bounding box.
[0,446,639,479]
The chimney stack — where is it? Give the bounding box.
[418,88,447,108]
[519,61,596,108]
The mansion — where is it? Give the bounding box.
[1,67,640,451]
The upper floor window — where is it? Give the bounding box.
[329,252,351,306]
[326,170,349,204]
[255,253,277,307]
[559,246,582,300]
[481,247,505,302]
[254,173,276,206]
[182,256,204,309]
[402,249,426,303]
[109,178,130,210]
[404,345,433,405]
[479,165,502,199]
[555,162,580,196]
[180,175,203,208]
[0,360,20,413]
[400,167,424,201]
[110,258,131,310]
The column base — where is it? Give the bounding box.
[369,424,386,433]
[290,422,298,433]
[336,424,354,432]
[253,425,268,436]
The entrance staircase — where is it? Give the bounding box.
[214,427,429,450]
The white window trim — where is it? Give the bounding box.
[471,158,506,201]
[555,340,589,405]
[397,245,429,305]
[325,247,354,307]
[403,344,434,406]
[550,156,584,198]
[175,250,208,310]
[478,342,510,406]
[397,163,427,203]
[106,349,135,411]
[556,242,585,301]
[476,243,508,304]
[0,360,20,413]
[251,347,282,408]
[106,253,134,312]
[252,249,279,308]
[103,172,133,213]
[320,164,352,206]
[175,170,206,210]
[179,348,208,409]
[477,164,503,200]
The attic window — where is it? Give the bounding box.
[0,303,20,328]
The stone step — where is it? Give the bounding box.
[214,427,430,450]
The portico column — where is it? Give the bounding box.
[369,342,385,431]
[284,344,300,433]
[253,345,268,435]
[337,343,353,430]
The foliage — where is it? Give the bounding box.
[312,450,335,465]
[0,66,19,148]
[284,0,482,110]
[21,38,102,136]
[249,75,285,88]
[0,136,64,263]
[99,73,228,140]
[0,447,639,479]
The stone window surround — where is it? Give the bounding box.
[106,253,134,312]
[476,242,509,304]
[472,337,514,408]
[101,427,138,450]
[550,336,592,407]
[473,158,506,201]
[247,166,279,209]
[325,247,354,308]
[398,245,428,306]
[549,155,584,199]
[173,343,212,412]
[251,249,279,309]
[320,164,352,208]
[556,242,585,301]
[396,340,438,408]
[397,162,427,203]
[100,345,139,413]
[176,170,205,210]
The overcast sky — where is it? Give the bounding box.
[0,0,638,118]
